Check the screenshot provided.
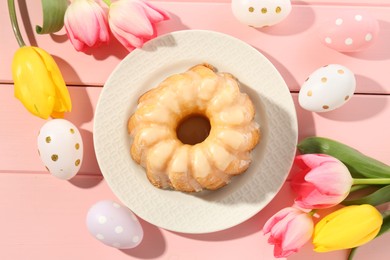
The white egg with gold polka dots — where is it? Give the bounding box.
[37,119,83,180]
[231,0,292,27]
[298,64,356,112]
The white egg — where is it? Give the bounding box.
[298,64,356,112]
[232,0,292,28]
[37,119,83,180]
[86,200,143,249]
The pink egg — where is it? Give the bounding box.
[318,10,379,52]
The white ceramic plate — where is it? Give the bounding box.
[94,30,297,234]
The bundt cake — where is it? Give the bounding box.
[128,64,260,192]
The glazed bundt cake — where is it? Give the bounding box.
[128,64,260,192]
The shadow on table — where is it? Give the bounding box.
[52,57,104,188]
[173,183,295,241]
[354,74,388,95]
[258,1,315,36]
[345,20,390,61]
[120,218,166,259]
[288,242,349,260]
[66,94,101,180]
[68,174,103,189]
[259,49,300,91]
[316,85,388,122]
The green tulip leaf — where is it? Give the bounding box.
[348,213,390,260]
[349,184,371,193]
[297,137,390,179]
[36,0,68,34]
[342,185,390,206]
[348,247,357,260]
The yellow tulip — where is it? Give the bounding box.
[313,204,383,252]
[12,46,72,119]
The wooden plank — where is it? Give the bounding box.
[1,2,390,94]
[0,173,389,260]
[1,85,389,174]
[0,173,340,260]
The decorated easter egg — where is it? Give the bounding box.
[298,64,356,112]
[318,10,379,52]
[86,200,143,249]
[231,0,292,28]
[37,119,83,180]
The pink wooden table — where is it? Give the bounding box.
[1,0,389,259]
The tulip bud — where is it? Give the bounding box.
[64,0,110,51]
[12,46,72,119]
[263,207,314,258]
[291,154,353,209]
[108,0,170,51]
[313,204,383,252]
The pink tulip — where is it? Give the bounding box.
[64,0,110,51]
[263,207,314,258]
[108,0,170,51]
[291,154,353,209]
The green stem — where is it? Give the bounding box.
[8,0,26,47]
[102,0,112,6]
[353,178,390,185]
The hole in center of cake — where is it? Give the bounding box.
[176,114,211,145]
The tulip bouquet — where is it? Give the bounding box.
[8,0,169,119]
[263,136,390,259]
[64,0,169,52]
